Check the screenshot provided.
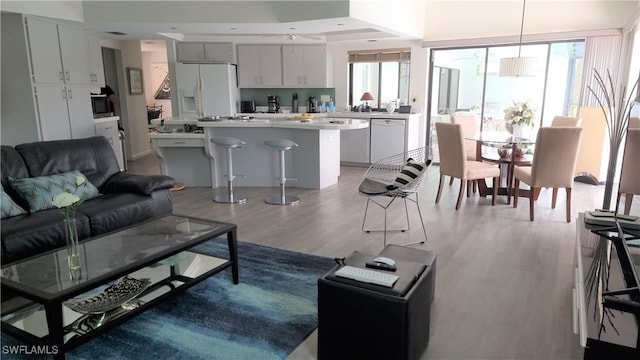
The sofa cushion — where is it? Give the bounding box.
[8,170,100,212]
[101,172,174,195]
[77,192,168,237]
[1,185,27,219]
[15,136,121,189]
[0,210,91,265]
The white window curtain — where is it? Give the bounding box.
[580,35,623,107]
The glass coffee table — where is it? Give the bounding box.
[1,214,238,359]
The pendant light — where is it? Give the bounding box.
[499,0,537,77]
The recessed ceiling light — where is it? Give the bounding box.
[170,27,177,30]
[230,27,238,30]
[337,23,344,26]
[106,31,127,36]
[367,39,377,42]
[289,27,296,30]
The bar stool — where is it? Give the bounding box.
[210,137,247,204]
[264,139,299,205]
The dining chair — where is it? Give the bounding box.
[551,116,582,127]
[435,122,500,210]
[450,113,479,191]
[513,127,583,222]
[617,120,639,215]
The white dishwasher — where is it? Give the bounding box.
[370,118,405,163]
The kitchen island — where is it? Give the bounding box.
[150,117,368,190]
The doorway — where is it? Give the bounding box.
[102,47,130,164]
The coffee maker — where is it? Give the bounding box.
[267,95,280,113]
[307,96,318,113]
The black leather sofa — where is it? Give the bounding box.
[1,136,174,265]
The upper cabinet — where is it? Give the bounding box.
[26,17,89,85]
[177,42,234,63]
[237,45,282,87]
[282,45,328,88]
[87,33,105,86]
[238,44,330,88]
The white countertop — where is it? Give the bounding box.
[149,132,205,139]
[93,116,120,123]
[151,117,369,132]
[235,112,421,119]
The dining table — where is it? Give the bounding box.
[467,131,536,205]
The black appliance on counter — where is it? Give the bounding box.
[267,95,280,113]
[91,95,113,117]
[308,96,318,113]
[241,100,256,113]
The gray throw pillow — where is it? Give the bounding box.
[8,170,100,213]
[1,184,27,218]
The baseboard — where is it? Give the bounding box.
[130,149,153,161]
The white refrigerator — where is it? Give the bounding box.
[175,63,240,118]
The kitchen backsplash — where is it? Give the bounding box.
[240,88,335,107]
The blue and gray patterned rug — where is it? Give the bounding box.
[2,238,336,359]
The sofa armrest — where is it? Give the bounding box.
[101,172,174,196]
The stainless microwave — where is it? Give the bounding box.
[91,95,112,117]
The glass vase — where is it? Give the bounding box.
[64,218,81,270]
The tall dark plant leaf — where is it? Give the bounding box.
[586,69,639,210]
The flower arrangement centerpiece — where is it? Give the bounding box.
[504,101,535,138]
[52,175,88,270]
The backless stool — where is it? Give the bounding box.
[210,137,247,204]
[264,139,299,205]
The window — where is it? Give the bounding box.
[428,40,585,162]
[349,49,411,110]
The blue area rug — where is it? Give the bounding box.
[2,238,336,359]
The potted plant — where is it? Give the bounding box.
[587,69,639,210]
[504,101,535,138]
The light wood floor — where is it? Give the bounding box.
[128,155,637,360]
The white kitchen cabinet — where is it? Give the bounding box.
[282,45,328,87]
[87,33,105,86]
[0,13,95,146]
[34,84,94,141]
[340,127,370,164]
[95,117,124,170]
[57,23,90,85]
[237,45,282,87]
[25,17,64,85]
[177,42,234,63]
[27,17,89,85]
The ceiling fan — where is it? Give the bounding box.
[262,33,323,41]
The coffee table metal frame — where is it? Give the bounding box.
[0,214,238,359]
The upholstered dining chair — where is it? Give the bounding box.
[617,120,640,215]
[450,113,479,190]
[513,127,583,222]
[551,116,582,127]
[435,122,500,210]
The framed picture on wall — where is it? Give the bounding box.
[127,67,143,95]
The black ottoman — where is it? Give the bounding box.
[317,245,436,360]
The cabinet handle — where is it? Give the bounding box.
[174,141,186,144]
[67,88,73,99]
[61,88,67,99]
[303,76,307,84]
[65,71,70,81]
[104,126,113,130]
[59,71,64,82]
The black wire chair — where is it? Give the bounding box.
[358,147,432,247]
